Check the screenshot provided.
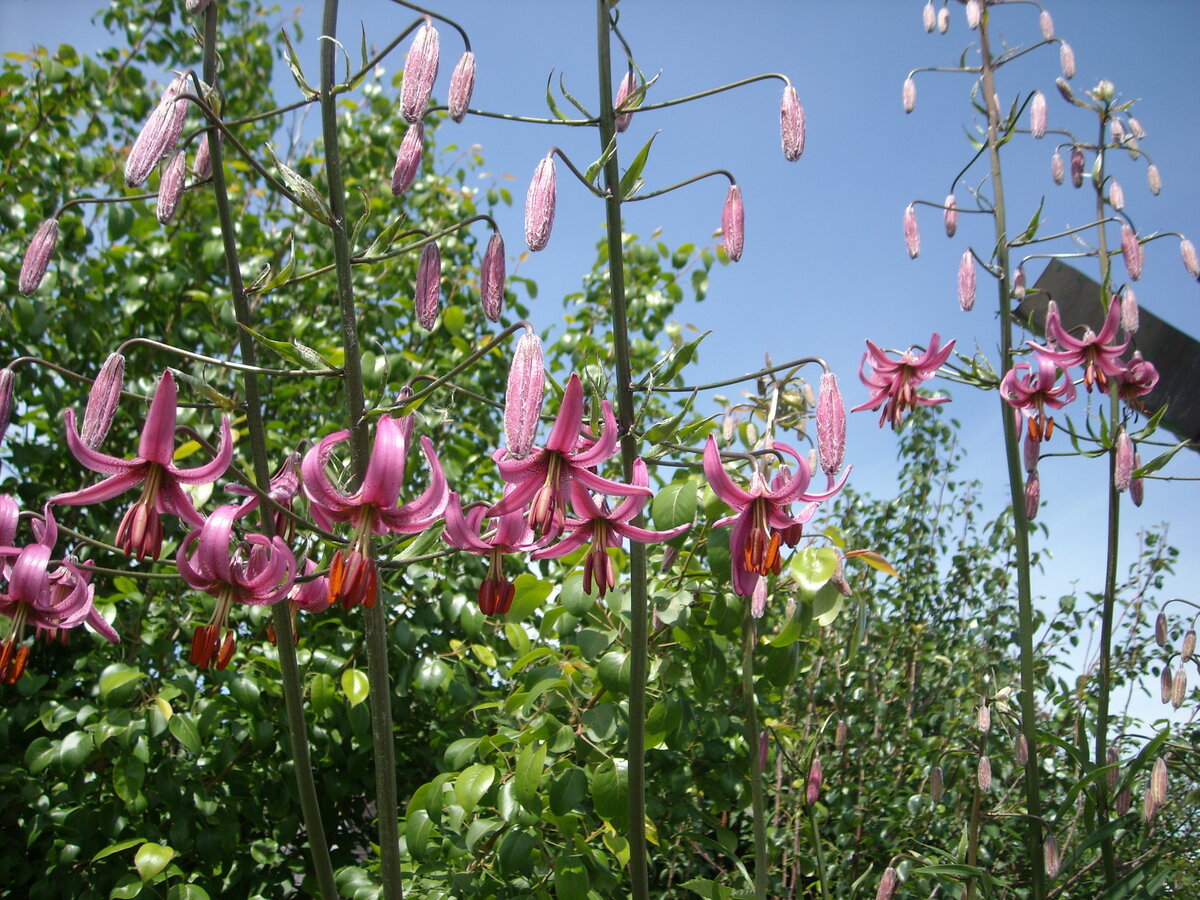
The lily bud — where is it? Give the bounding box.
[126,72,190,188]
[1131,452,1144,506]
[1016,733,1029,767]
[835,719,847,749]
[904,203,920,259]
[480,231,506,322]
[922,1,935,32]
[1107,748,1120,792]
[1171,666,1187,709]
[1180,237,1200,279]
[1160,666,1172,704]
[401,20,439,124]
[0,368,14,446]
[193,131,214,179]
[1013,265,1026,299]
[977,704,991,733]
[1115,787,1131,816]
[1108,179,1124,211]
[1182,629,1196,663]
[902,76,916,114]
[81,352,126,449]
[876,867,898,900]
[806,756,823,806]
[1114,429,1134,492]
[1030,91,1047,138]
[1121,225,1143,281]
[524,154,557,252]
[1070,146,1085,188]
[937,7,950,33]
[722,184,745,262]
[1147,164,1162,195]
[19,218,59,295]
[1044,833,1061,879]
[758,730,769,772]
[1023,430,1039,472]
[958,250,977,311]
[391,123,424,196]
[1051,151,1064,185]
[156,149,187,224]
[1155,611,1168,647]
[1040,10,1055,40]
[614,70,636,133]
[448,50,476,123]
[817,372,846,477]
[780,84,805,161]
[415,241,441,331]
[1120,285,1139,333]
[1059,42,1076,79]
[1025,470,1040,520]
[966,0,981,29]
[978,755,992,792]
[1151,757,1168,806]
[751,575,768,618]
[1142,783,1158,823]
[930,765,944,802]
[504,328,545,459]
[1110,118,1125,144]
[944,194,958,237]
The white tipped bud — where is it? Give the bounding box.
[1121,225,1143,281]
[1114,430,1134,493]
[722,184,745,262]
[1051,151,1064,185]
[1182,629,1196,663]
[126,72,190,188]
[524,154,557,252]
[391,123,424,196]
[1110,117,1125,144]
[944,194,958,237]
[505,329,545,459]
[958,249,977,311]
[1151,757,1168,806]
[193,131,214,179]
[1180,237,1200,278]
[904,203,920,259]
[1171,667,1187,709]
[1070,146,1085,187]
[817,372,846,476]
[1031,91,1047,138]
[977,704,991,733]
[930,765,944,802]
[806,756,823,806]
[1016,733,1029,767]
[448,50,476,123]
[923,1,936,32]
[415,241,441,331]
[1013,266,1026,299]
[1147,164,1162,195]
[1120,285,1139,334]
[978,755,992,792]
[1039,10,1055,40]
[903,76,916,113]
[1059,42,1076,79]
[401,21,439,124]
[1160,666,1172,704]
[876,867,898,900]
[1025,470,1040,520]
[1109,179,1124,211]
[1044,833,1061,879]
[1131,453,1144,506]
[480,232,506,322]
[780,84,806,161]
[966,0,982,29]
[937,7,950,33]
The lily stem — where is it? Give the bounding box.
[741,609,768,899]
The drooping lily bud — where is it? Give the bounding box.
[922,1,935,32]
[1183,629,1197,663]
[978,755,992,792]
[722,184,745,262]
[930,765,944,802]
[758,730,769,771]
[1108,179,1125,211]
[1024,470,1040,520]
[977,704,991,733]
[1130,452,1144,506]
[1023,429,1039,472]
[1147,164,1162,195]
[1044,833,1061,879]
[1059,42,1076,79]
[480,231,506,322]
[391,123,424,196]
[1040,10,1055,40]
[958,249,977,311]
[806,756,823,806]
[1030,91,1047,138]
[1013,265,1026,299]
[448,50,476,123]
[944,194,958,237]
[1142,783,1158,823]
[1051,151,1064,185]
[1120,285,1139,333]
[937,7,950,33]
[902,76,916,114]
[1151,757,1168,807]
[779,84,805,161]
[414,242,441,331]
[0,368,14,446]
[876,867,898,900]
[1110,117,1126,144]
[1155,611,1169,647]
[751,575,767,618]
[966,0,981,29]
[504,328,545,460]
[904,203,920,258]
[1171,666,1187,709]
[1121,225,1143,281]
[1160,666,1173,704]
[81,352,126,449]
[1114,429,1134,492]
[126,72,190,187]
[834,719,847,749]
[193,132,214,179]
[1106,747,1120,792]
[156,149,188,224]
[19,218,59,295]
[614,70,636,133]
[1070,146,1085,188]
[1016,733,1029,767]
[1180,237,1199,279]
[524,154,557,252]
[817,372,846,477]
[401,20,439,124]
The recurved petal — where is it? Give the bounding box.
[301,428,356,515]
[52,467,147,508]
[170,416,233,485]
[63,409,142,477]
[546,374,585,453]
[359,415,411,509]
[157,476,206,527]
[703,435,756,509]
[571,399,620,468]
[377,436,449,534]
[137,371,180,465]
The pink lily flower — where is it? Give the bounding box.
[488,374,650,536]
[851,334,956,429]
[443,493,536,615]
[227,451,301,544]
[177,503,296,670]
[1112,351,1159,411]
[1032,298,1127,392]
[532,459,690,598]
[0,505,118,683]
[301,412,448,609]
[704,436,847,598]
[998,356,1076,441]
[55,370,233,560]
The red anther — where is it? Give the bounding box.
[215,629,236,671]
[4,644,29,683]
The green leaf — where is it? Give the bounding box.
[654,331,709,387]
[597,650,632,696]
[1014,196,1045,244]
[167,886,212,900]
[113,757,146,805]
[619,131,660,198]
[444,737,481,770]
[592,758,629,826]
[584,134,618,185]
[553,858,591,898]
[168,713,201,755]
[651,478,698,532]
[680,878,733,900]
[811,582,845,627]
[341,668,369,708]
[134,842,174,882]
[99,664,144,703]
[395,522,446,562]
[266,144,333,225]
[514,740,547,813]
[91,837,146,863]
[544,70,570,121]
[549,766,588,815]
[405,810,434,863]
[279,29,319,100]
[454,764,495,815]
[504,573,553,621]
[558,71,594,118]
[1133,439,1186,477]
[789,546,838,594]
[844,548,898,578]
[496,828,536,876]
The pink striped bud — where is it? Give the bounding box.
[401,21,439,124]
[1128,117,1147,139]
[876,867,898,900]
[1114,429,1134,492]
[480,231,506,322]
[904,203,920,259]
[1108,179,1125,211]
[1110,117,1125,144]
[1147,164,1162,195]
[930,766,944,802]
[1013,265,1026,299]
[1044,833,1061,879]
[944,194,958,237]
[780,84,806,161]
[977,704,991,733]
[722,184,745,262]
[504,328,545,459]
[1025,470,1040,520]
[937,7,950,33]
[958,249,977,311]
[922,1,936,32]
[1030,91,1047,138]
[81,352,125,449]
[1180,237,1200,279]
[978,755,992,792]
[1183,629,1196,663]
[806,756,823,806]
[1155,611,1169,647]
[1115,787,1131,816]
[1051,151,1064,185]
[1121,225,1143,281]
[391,123,424,196]
[19,218,59,295]
[751,574,767,618]
[1130,452,1144,506]
[1024,430,1039,472]
[1160,666,1172,704]
[1070,146,1085,188]
[0,368,14,446]
[448,51,476,123]
[1059,42,1075,79]
[1120,285,1139,333]
[614,70,636,133]
[1039,10,1055,40]
[1016,733,1029,767]
[193,131,214,179]
[1142,783,1157,823]
[816,372,846,477]
[1171,666,1187,709]
[966,0,982,29]
[415,241,441,331]
[902,76,916,114]
[524,155,557,252]
[1151,757,1168,807]
[156,149,187,224]
[126,72,190,187]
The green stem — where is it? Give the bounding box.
[202,7,337,899]
[595,3,649,896]
[807,804,830,900]
[741,611,768,899]
[977,22,1045,899]
[319,2,402,897]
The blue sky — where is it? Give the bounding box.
[5,1,1197,723]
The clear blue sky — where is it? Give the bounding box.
[5,1,1197,723]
